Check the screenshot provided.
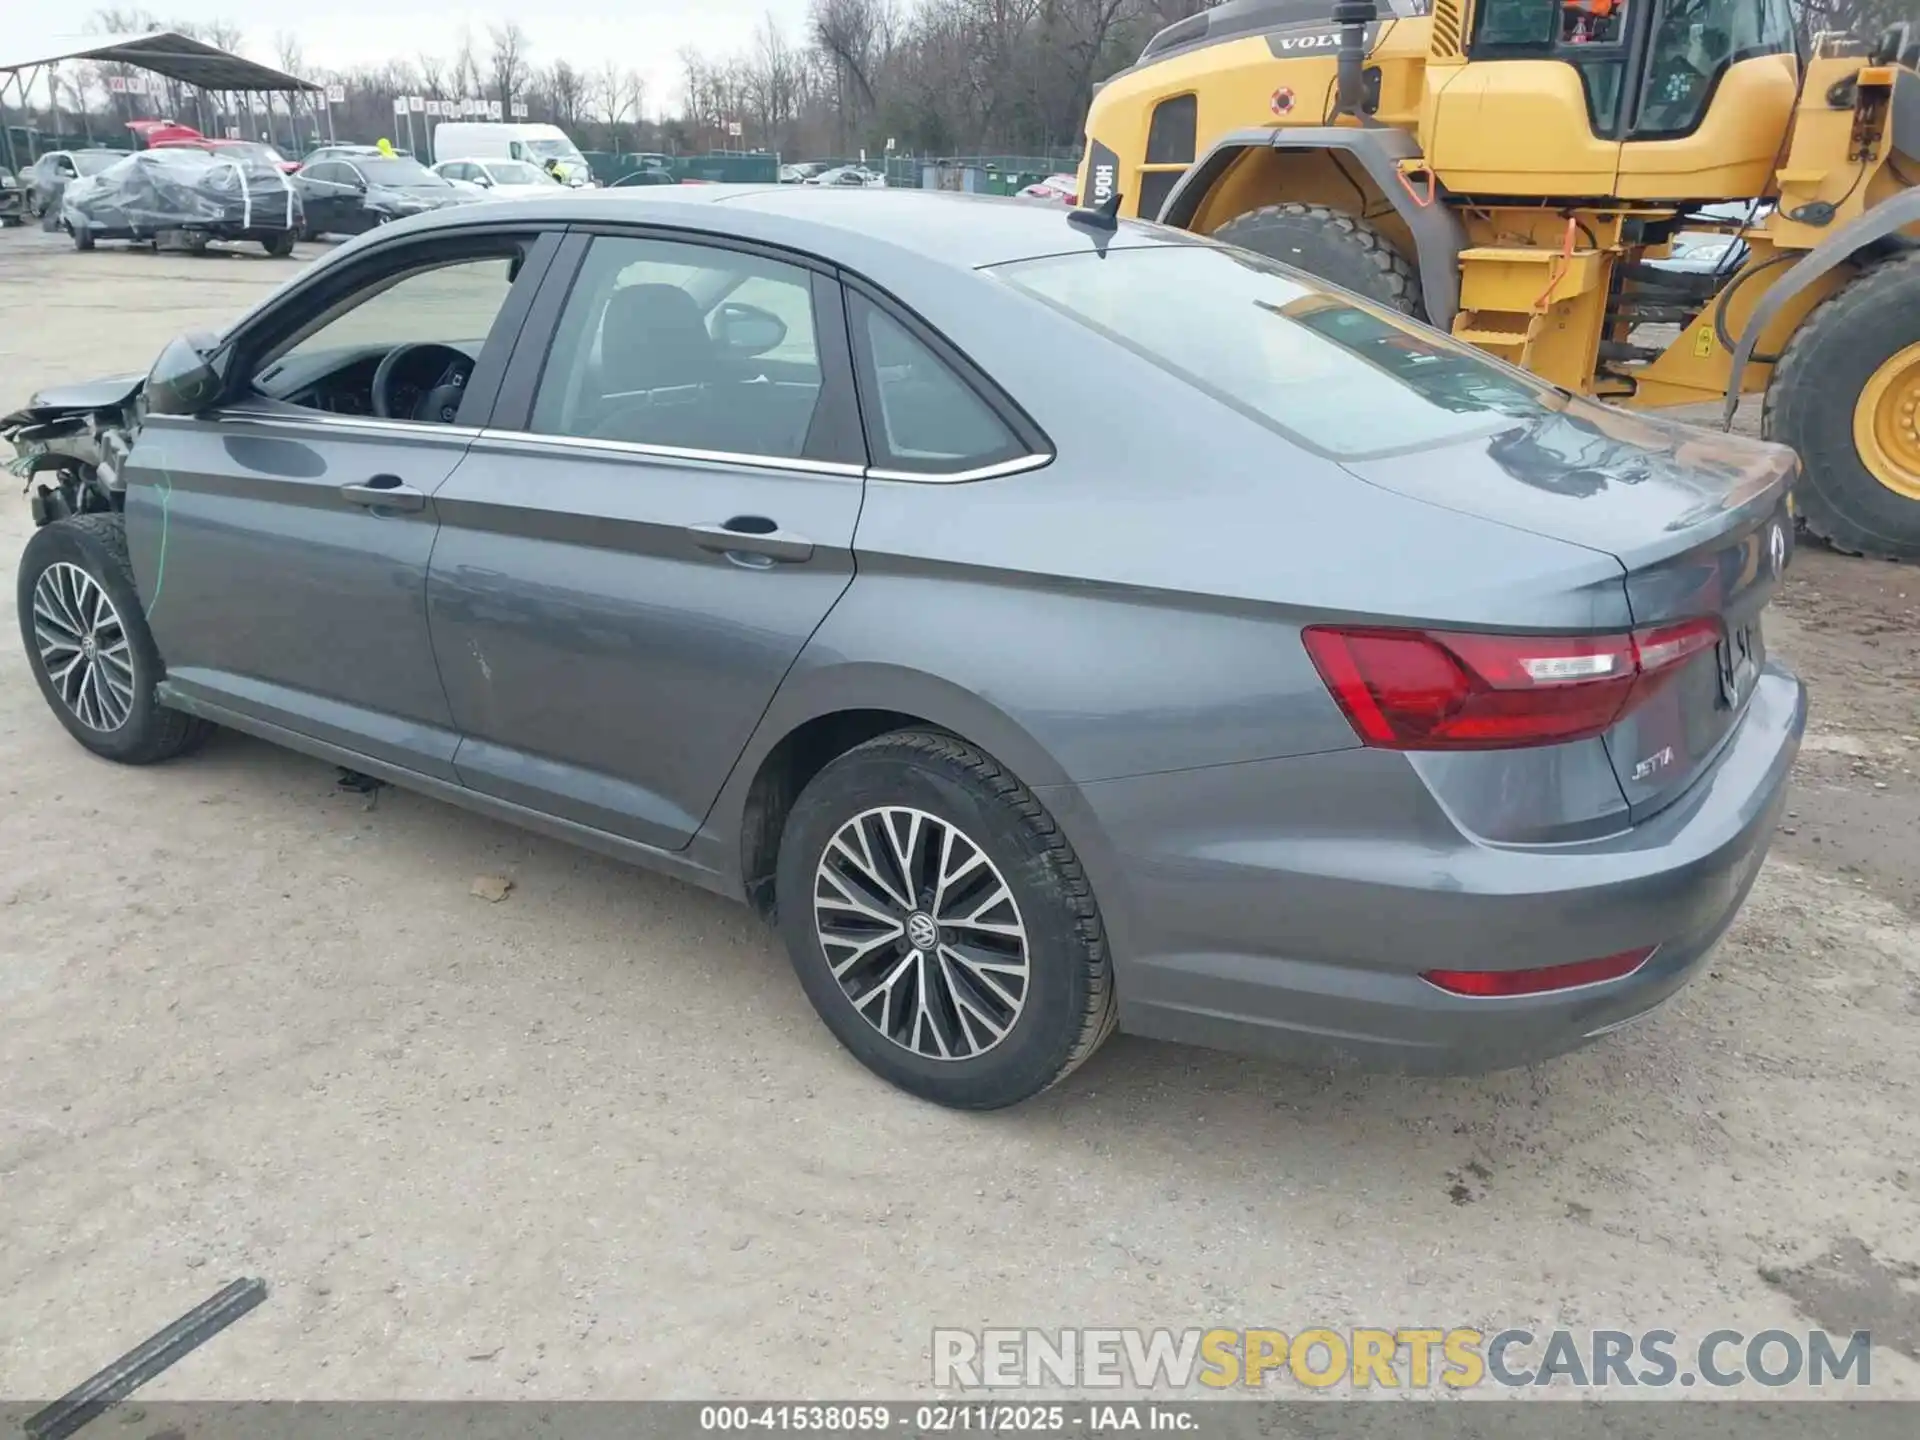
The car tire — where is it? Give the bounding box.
[16,514,210,765]
[1210,202,1423,318]
[1764,250,1920,562]
[774,729,1116,1109]
[71,223,94,251]
[263,230,296,257]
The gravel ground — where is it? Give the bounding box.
[1,226,1916,1403]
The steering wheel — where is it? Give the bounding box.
[371,342,474,423]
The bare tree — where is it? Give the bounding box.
[417,52,447,101]
[202,19,246,54]
[545,59,588,132]
[488,21,531,108]
[452,29,483,103]
[274,31,306,77]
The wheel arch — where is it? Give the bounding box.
[706,663,1076,920]
[1157,126,1467,329]
[1727,187,1920,423]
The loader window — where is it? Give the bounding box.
[1631,0,1796,140]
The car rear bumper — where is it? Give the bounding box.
[1046,661,1806,1074]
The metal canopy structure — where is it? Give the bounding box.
[2,32,319,94]
[1,33,328,180]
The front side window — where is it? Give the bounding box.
[529,234,825,460]
[998,244,1552,460]
[253,250,525,419]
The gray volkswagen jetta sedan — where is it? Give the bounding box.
[8,186,1805,1108]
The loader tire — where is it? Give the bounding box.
[1210,203,1422,318]
[1765,250,1920,562]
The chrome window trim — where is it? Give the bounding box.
[182,413,1052,482]
[474,427,1053,483]
[866,452,1053,484]
[198,410,483,441]
[472,428,866,478]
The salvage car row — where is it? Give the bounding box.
[32,144,577,251]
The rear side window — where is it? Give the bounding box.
[997,244,1553,460]
[529,234,826,461]
[850,298,1026,476]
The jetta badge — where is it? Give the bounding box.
[1768,521,1787,577]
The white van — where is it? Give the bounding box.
[430,123,594,186]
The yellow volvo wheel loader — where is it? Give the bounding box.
[1078,0,1920,560]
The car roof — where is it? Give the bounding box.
[414,184,1189,272]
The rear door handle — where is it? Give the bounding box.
[686,519,814,564]
[340,474,427,513]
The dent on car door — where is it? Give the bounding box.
[426,230,868,850]
[127,229,557,777]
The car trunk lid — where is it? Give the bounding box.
[1342,398,1797,820]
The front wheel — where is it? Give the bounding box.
[1765,251,1920,561]
[774,730,1116,1109]
[17,515,210,764]
[71,222,94,251]
[263,230,296,257]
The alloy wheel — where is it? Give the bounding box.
[32,561,135,732]
[812,806,1031,1060]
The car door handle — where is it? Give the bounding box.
[340,475,427,513]
[686,519,814,564]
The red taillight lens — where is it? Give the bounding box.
[1421,946,1656,997]
[1301,618,1719,751]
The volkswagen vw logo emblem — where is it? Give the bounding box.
[1767,522,1787,577]
[906,912,939,951]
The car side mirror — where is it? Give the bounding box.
[711,302,787,358]
[144,332,226,416]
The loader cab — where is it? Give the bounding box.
[1424,0,1800,198]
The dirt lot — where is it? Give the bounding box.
[1,226,1917,1402]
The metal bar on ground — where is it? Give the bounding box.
[24,1278,269,1440]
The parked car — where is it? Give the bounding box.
[299,144,410,167]
[0,166,24,226]
[60,148,301,255]
[780,162,828,184]
[295,154,472,239]
[3,188,1804,1109]
[1650,233,1746,276]
[805,165,886,188]
[1020,173,1078,204]
[155,137,302,175]
[431,157,561,197]
[430,122,594,186]
[26,149,124,219]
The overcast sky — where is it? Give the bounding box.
[11,3,819,115]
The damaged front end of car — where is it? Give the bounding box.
[2,376,146,529]
[5,333,227,529]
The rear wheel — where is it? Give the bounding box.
[17,515,210,764]
[1210,202,1422,318]
[263,230,296,257]
[1765,251,1920,561]
[71,222,93,251]
[774,730,1115,1109]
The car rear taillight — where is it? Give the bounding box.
[1421,947,1656,997]
[1301,619,1720,751]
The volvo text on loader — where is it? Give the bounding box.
[1079,0,1920,560]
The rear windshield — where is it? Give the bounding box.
[996,244,1555,459]
[74,152,121,175]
